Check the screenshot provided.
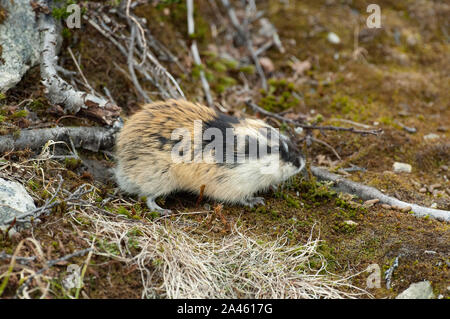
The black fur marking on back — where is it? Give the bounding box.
[202,113,240,166]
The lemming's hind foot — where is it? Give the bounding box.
[241,196,265,208]
[146,198,172,216]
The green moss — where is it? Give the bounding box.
[259,79,300,112]
[329,93,368,122]
[221,58,239,70]
[27,180,39,191]
[218,76,237,87]
[270,210,280,219]
[334,221,357,234]
[283,193,300,208]
[64,157,82,170]
[28,99,47,111]
[208,61,227,73]
[52,0,81,20]
[157,0,181,5]
[191,64,204,79]
[11,110,28,119]
[61,27,72,39]
[238,65,256,74]
[254,206,267,214]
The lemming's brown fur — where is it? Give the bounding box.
[115,99,305,214]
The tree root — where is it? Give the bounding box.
[311,166,450,222]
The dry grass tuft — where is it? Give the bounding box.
[81,209,369,299]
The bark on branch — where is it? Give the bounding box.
[36,0,121,125]
[311,166,450,222]
[0,126,118,154]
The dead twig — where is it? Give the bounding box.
[17,247,92,298]
[187,0,213,107]
[35,0,120,125]
[220,0,267,90]
[246,100,382,136]
[127,23,152,103]
[311,166,450,222]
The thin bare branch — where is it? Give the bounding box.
[311,166,450,222]
[246,100,383,136]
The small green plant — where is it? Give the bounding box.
[11,110,28,119]
[259,79,300,112]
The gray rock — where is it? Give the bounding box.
[327,32,340,44]
[396,281,435,299]
[0,0,40,92]
[393,162,412,173]
[0,177,36,233]
[423,133,440,141]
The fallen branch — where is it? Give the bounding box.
[35,0,120,125]
[127,23,152,102]
[246,100,382,136]
[311,166,450,222]
[220,0,267,90]
[0,251,37,265]
[17,247,92,298]
[87,9,184,100]
[187,0,213,107]
[0,126,118,154]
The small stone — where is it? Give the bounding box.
[363,199,380,207]
[423,133,440,141]
[327,32,340,44]
[393,162,412,173]
[400,206,412,213]
[429,184,441,192]
[419,188,427,193]
[411,180,421,188]
[0,178,37,230]
[0,0,41,92]
[437,126,448,132]
[402,126,417,134]
[396,281,435,299]
[430,203,438,209]
[343,220,358,226]
[290,59,311,76]
[440,165,448,171]
[259,57,275,73]
[406,34,418,46]
[424,250,436,255]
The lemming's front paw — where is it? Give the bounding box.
[241,197,265,208]
[146,198,172,216]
